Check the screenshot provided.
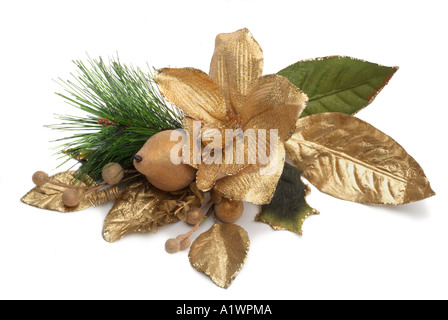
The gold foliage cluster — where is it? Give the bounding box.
[22,28,435,289]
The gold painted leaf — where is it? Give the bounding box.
[285,113,435,205]
[21,171,97,212]
[155,67,227,124]
[209,28,263,115]
[102,178,202,242]
[189,223,250,288]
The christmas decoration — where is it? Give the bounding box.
[21,28,435,288]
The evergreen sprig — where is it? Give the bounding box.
[48,56,182,181]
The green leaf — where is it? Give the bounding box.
[277,56,398,117]
[255,163,318,235]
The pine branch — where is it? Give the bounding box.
[48,55,182,181]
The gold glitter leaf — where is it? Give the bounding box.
[285,113,435,205]
[189,223,250,288]
[155,67,227,124]
[21,171,97,213]
[102,178,202,243]
[210,28,263,115]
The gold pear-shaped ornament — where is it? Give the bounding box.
[133,130,197,192]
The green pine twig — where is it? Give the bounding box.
[47,55,182,181]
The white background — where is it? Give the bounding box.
[1,0,447,300]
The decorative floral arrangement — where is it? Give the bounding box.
[21,28,435,288]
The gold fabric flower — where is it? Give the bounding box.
[155,28,308,204]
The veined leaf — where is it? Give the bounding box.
[102,178,203,242]
[278,56,398,117]
[21,171,97,212]
[285,113,435,205]
[189,223,249,288]
[256,163,318,235]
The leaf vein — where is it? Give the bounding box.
[297,139,408,184]
[309,77,382,102]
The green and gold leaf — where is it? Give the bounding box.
[189,223,250,288]
[256,163,318,235]
[285,113,435,205]
[278,56,398,117]
[21,171,97,213]
[102,178,202,243]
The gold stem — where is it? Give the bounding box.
[81,183,108,197]
[80,173,142,197]
[48,181,88,190]
[178,203,214,242]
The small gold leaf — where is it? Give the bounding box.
[189,223,250,288]
[102,178,201,243]
[21,171,97,212]
[285,113,435,205]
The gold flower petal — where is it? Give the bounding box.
[155,67,227,123]
[201,121,230,150]
[182,117,200,169]
[195,141,250,192]
[241,74,308,142]
[209,28,263,115]
[214,140,286,205]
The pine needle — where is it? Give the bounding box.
[47,55,182,181]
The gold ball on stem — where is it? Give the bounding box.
[176,235,191,250]
[165,238,180,254]
[102,162,124,185]
[62,189,80,207]
[186,208,203,225]
[215,198,244,223]
[32,171,49,187]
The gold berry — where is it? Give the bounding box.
[102,162,124,185]
[186,208,203,225]
[215,198,244,223]
[165,238,180,254]
[32,171,49,187]
[176,235,191,250]
[133,130,196,192]
[62,189,80,207]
